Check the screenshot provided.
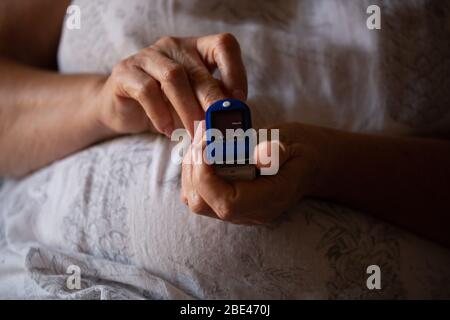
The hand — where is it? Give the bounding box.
[93,33,247,137]
[181,122,324,225]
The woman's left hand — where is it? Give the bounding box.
[181,122,324,224]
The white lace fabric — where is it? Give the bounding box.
[0,0,449,299]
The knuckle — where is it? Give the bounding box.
[156,36,179,48]
[190,202,206,215]
[189,198,208,215]
[162,64,185,83]
[135,83,149,100]
[215,32,239,50]
[112,60,129,75]
[134,79,155,100]
[202,82,222,106]
[188,66,211,83]
[124,55,141,68]
[112,55,142,79]
[215,202,235,221]
[140,46,157,56]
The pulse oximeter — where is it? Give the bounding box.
[205,99,256,180]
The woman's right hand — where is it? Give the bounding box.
[93,33,247,138]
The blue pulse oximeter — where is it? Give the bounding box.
[205,99,256,180]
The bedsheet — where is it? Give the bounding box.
[1,134,450,299]
[1,0,450,299]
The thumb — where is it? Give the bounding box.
[181,54,228,110]
[254,140,302,176]
[192,72,228,110]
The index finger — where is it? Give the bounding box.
[190,147,271,222]
[136,48,204,136]
[183,56,229,110]
[197,33,248,101]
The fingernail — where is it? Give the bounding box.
[232,89,246,101]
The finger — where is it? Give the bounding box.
[134,49,203,136]
[181,145,213,216]
[226,160,303,223]
[189,193,216,218]
[254,140,294,171]
[182,122,215,216]
[194,143,305,222]
[181,146,192,204]
[116,65,174,136]
[191,148,237,221]
[197,33,248,100]
[171,47,229,110]
[187,62,229,111]
[153,38,228,110]
[194,153,288,222]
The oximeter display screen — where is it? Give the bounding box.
[211,109,245,134]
